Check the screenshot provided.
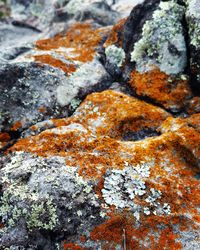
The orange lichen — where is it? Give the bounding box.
[187,96,200,115]
[36,23,110,63]
[8,90,200,248]
[34,55,76,74]
[38,106,47,113]
[79,236,86,243]
[0,132,10,142]
[90,212,189,249]
[129,68,192,110]
[63,242,86,250]
[104,18,126,47]
[11,121,22,131]
[9,90,170,178]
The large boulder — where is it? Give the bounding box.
[0,90,199,249]
[103,0,196,112]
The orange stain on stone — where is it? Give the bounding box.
[34,54,76,74]
[63,242,87,250]
[129,68,192,110]
[104,18,127,47]
[36,23,110,63]
[11,121,22,131]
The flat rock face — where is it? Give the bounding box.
[0,0,200,249]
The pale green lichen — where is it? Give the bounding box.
[102,161,171,221]
[70,98,82,111]
[105,45,125,67]
[186,0,200,47]
[0,183,58,230]
[130,1,186,74]
[65,0,96,15]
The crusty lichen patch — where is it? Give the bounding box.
[105,44,125,67]
[34,54,76,74]
[186,0,200,48]
[129,68,192,111]
[35,22,110,63]
[130,1,187,75]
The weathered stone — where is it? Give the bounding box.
[0,59,111,147]
[104,0,194,111]
[186,0,200,95]
[0,90,199,249]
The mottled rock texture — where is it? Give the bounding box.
[0,0,200,249]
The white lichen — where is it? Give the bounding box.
[130,1,186,74]
[102,161,171,220]
[105,45,125,67]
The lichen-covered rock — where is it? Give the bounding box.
[1,0,200,249]
[0,90,199,249]
[0,59,111,149]
[104,0,195,111]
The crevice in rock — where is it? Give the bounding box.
[122,129,161,142]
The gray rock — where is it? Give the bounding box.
[186,0,200,95]
[0,58,111,134]
[0,22,40,63]
[0,152,102,249]
[0,62,69,133]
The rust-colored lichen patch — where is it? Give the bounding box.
[129,68,192,110]
[36,23,110,63]
[11,121,22,131]
[34,54,76,74]
[187,96,200,115]
[0,132,11,149]
[90,212,189,249]
[63,241,87,250]
[0,132,10,142]
[9,90,171,178]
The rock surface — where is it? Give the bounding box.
[0,0,200,249]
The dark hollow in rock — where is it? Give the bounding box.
[122,129,161,142]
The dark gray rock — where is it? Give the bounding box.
[0,152,102,249]
[0,58,111,144]
[186,0,200,95]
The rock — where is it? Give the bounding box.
[0,90,199,249]
[62,0,120,26]
[1,0,200,249]
[0,59,111,145]
[104,0,194,112]
[186,0,200,95]
[0,21,40,63]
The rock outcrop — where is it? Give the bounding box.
[0,0,200,249]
